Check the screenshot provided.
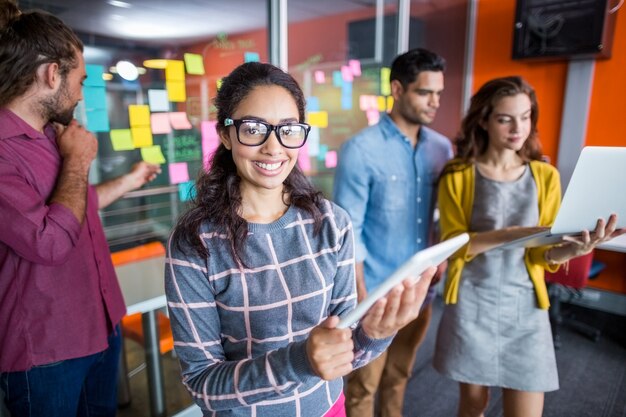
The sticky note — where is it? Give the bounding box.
[314,70,325,84]
[83,87,107,111]
[377,96,387,112]
[150,113,172,134]
[317,144,328,161]
[168,162,190,184]
[169,112,192,130]
[387,96,394,111]
[325,150,337,168]
[129,105,151,127]
[341,82,352,110]
[110,129,135,151]
[297,142,311,172]
[366,109,380,126]
[178,181,196,202]
[184,53,205,75]
[165,60,185,81]
[306,127,320,157]
[84,64,106,87]
[380,67,391,96]
[348,59,362,76]
[341,66,353,82]
[332,71,343,87]
[359,95,378,111]
[131,126,153,148]
[307,96,320,112]
[166,80,186,102]
[244,52,260,63]
[86,109,110,132]
[140,145,166,164]
[201,120,220,168]
[148,89,169,112]
[307,111,328,128]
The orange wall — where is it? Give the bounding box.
[473,0,626,293]
[473,0,568,164]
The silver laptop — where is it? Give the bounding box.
[500,146,626,249]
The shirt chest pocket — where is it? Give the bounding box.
[371,174,408,212]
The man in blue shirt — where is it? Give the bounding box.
[333,48,452,417]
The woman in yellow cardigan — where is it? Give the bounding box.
[433,76,621,417]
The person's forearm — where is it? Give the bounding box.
[355,261,367,302]
[95,174,131,209]
[49,158,90,223]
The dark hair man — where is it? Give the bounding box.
[334,48,452,417]
[0,1,161,415]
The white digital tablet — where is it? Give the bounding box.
[336,233,469,329]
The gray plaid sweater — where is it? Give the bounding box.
[165,200,391,416]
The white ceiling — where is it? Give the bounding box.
[20,0,384,46]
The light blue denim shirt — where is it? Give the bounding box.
[333,114,452,292]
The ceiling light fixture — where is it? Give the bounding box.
[107,0,132,8]
[143,59,169,69]
[115,60,139,81]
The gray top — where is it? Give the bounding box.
[165,200,393,416]
[434,165,559,392]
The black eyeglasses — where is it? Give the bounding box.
[224,118,311,149]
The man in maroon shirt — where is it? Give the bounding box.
[0,2,161,416]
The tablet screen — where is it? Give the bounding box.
[336,233,469,329]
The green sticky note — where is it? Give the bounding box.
[140,145,166,164]
[380,67,391,96]
[110,129,134,151]
[184,53,205,75]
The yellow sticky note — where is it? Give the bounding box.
[184,53,205,75]
[307,111,328,128]
[110,129,135,151]
[128,105,151,127]
[131,126,153,148]
[386,96,394,111]
[380,67,391,96]
[140,145,166,164]
[165,60,185,81]
[167,80,186,103]
[377,96,386,112]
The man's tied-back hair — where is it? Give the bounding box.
[0,0,83,107]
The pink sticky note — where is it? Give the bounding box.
[297,142,311,172]
[168,162,190,184]
[366,109,380,126]
[314,70,325,84]
[341,66,354,82]
[169,112,192,130]
[348,59,362,76]
[201,120,220,169]
[325,150,337,168]
[150,113,172,134]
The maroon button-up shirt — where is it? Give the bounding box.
[0,109,126,372]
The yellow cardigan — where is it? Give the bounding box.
[438,159,562,310]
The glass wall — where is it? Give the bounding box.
[31,0,468,251]
[31,1,269,251]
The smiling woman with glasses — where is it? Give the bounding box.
[164,61,434,417]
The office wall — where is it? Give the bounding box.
[472,0,626,294]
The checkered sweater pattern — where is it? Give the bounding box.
[165,200,391,416]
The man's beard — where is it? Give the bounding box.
[41,77,76,126]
